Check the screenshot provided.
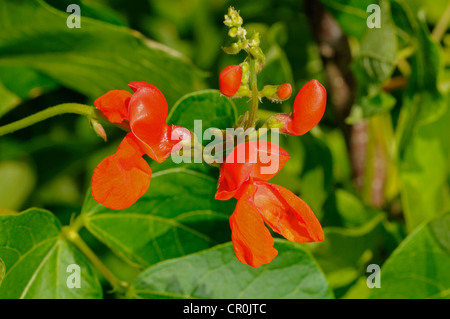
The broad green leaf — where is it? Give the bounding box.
[129,240,333,299]
[82,168,235,268]
[0,0,204,106]
[0,161,35,211]
[320,0,377,39]
[0,209,102,298]
[308,214,398,290]
[168,90,237,132]
[392,1,449,231]
[399,96,450,231]
[370,213,450,299]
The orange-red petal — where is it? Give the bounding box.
[219,65,242,97]
[287,80,326,135]
[127,82,187,163]
[215,141,290,200]
[94,90,132,123]
[229,183,278,267]
[253,181,324,242]
[91,132,152,210]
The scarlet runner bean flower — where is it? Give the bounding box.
[219,65,243,97]
[91,81,191,210]
[269,80,327,135]
[215,141,324,267]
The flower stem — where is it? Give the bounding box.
[0,103,130,136]
[245,58,259,130]
[62,225,130,293]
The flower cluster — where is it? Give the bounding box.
[90,7,328,267]
[91,82,190,210]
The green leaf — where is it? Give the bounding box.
[394,1,449,231]
[320,0,377,39]
[82,168,235,268]
[308,214,398,290]
[168,90,237,132]
[0,0,204,106]
[0,209,102,298]
[399,96,450,231]
[129,240,333,299]
[0,161,35,211]
[370,213,450,299]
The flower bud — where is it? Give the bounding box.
[290,80,326,135]
[261,83,292,102]
[219,65,243,97]
[90,119,107,142]
[277,83,292,100]
[222,43,241,55]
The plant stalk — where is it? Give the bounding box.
[245,58,259,130]
[0,103,130,136]
[62,226,130,293]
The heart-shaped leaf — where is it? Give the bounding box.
[129,239,333,299]
[370,213,450,299]
[168,89,237,131]
[0,209,102,298]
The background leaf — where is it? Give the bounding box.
[370,213,450,298]
[308,214,398,293]
[129,239,333,299]
[0,0,205,106]
[168,89,237,131]
[0,209,102,298]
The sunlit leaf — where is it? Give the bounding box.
[370,213,450,299]
[0,209,102,298]
[129,240,333,299]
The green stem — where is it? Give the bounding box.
[245,58,259,130]
[431,1,450,42]
[0,103,129,136]
[62,226,130,293]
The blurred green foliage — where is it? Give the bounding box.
[0,0,449,299]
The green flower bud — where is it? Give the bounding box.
[90,119,107,142]
[222,42,241,55]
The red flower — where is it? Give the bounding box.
[216,141,324,267]
[91,82,191,210]
[277,83,292,100]
[276,80,327,135]
[219,65,242,97]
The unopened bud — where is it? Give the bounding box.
[224,7,243,27]
[248,32,260,47]
[261,83,292,102]
[228,27,238,38]
[90,119,107,142]
[222,42,241,55]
